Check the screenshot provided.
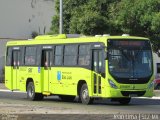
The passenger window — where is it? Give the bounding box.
[25,46,37,65]
[55,46,63,65]
[6,47,12,66]
[64,45,78,66]
[78,45,91,66]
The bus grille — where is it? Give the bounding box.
[121,91,146,97]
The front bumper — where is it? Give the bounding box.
[103,87,153,98]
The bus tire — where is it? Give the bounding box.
[27,82,43,101]
[80,83,93,105]
[118,98,131,105]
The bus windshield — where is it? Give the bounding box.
[108,40,152,79]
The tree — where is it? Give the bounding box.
[50,0,88,34]
[50,0,160,53]
[109,0,160,53]
[50,0,116,35]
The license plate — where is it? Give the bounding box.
[129,94,138,97]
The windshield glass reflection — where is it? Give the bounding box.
[108,40,152,78]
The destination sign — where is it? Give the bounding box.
[108,39,150,48]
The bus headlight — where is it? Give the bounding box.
[108,80,118,89]
[148,81,154,89]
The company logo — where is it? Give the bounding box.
[38,67,41,73]
[57,71,61,80]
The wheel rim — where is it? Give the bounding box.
[82,88,88,101]
[28,86,34,98]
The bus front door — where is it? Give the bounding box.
[92,50,103,96]
[42,50,53,92]
[12,50,20,90]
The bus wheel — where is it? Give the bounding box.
[59,95,75,102]
[80,83,93,105]
[118,98,131,105]
[27,82,43,101]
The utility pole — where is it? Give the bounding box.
[59,0,63,34]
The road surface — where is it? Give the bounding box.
[0,84,160,120]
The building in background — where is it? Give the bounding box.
[0,0,55,39]
[0,0,55,81]
[154,53,160,78]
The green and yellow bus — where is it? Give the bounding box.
[5,34,154,104]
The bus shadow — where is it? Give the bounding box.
[20,96,160,106]
[93,98,160,106]
[37,96,160,106]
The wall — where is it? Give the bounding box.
[0,0,55,39]
[0,39,11,82]
[0,0,55,81]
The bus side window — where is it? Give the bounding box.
[24,46,37,65]
[45,52,49,67]
[55,46,63,66]
[41,51,47,67]
[6,47,12,66]
[13,52,16,66]
[78,45,91,66]
[64,45,78,66]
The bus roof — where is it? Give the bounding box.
[6,34,149,46]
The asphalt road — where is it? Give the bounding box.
[0,91,160,114]
[1,90,160,120]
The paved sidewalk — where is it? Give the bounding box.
[154,90,160,97]
[0,83,7,89]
